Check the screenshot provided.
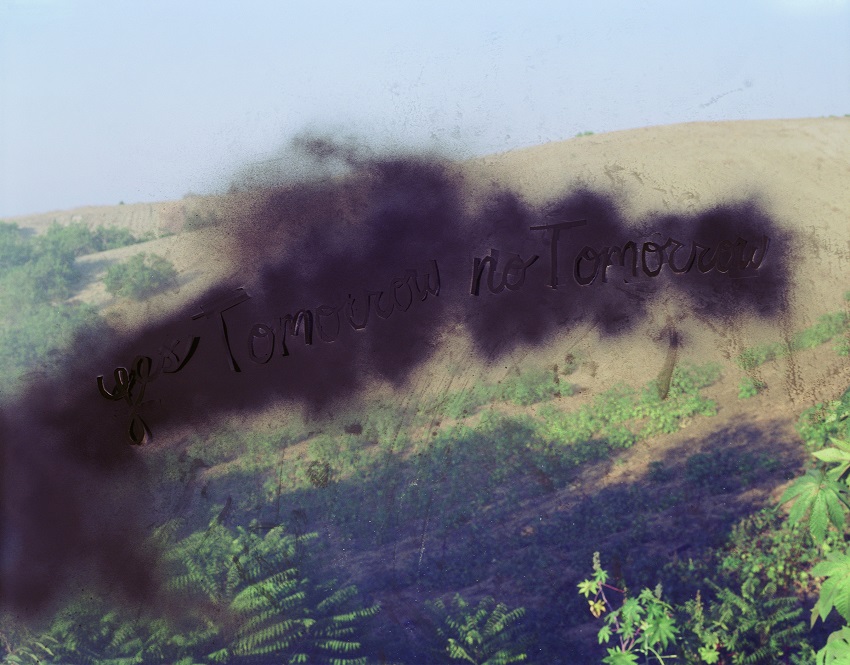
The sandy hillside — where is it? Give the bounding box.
[10,117,850,413]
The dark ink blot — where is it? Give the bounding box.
[1,149,795,620]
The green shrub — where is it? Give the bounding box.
[38,221,141,257]
[498,365,568,406]
[717,508,830,595]
[426,594,529,664]
[20,251,80,302]
[0,221,33,270]
[796,389,850,451]
[792,312,848,350]
[0,222,144,304]
[679,579,808,665]
[739,377,766,399]
[736,311,850,369]
[104,252,178,299]
[36,524,379,665]
[578,552,678,664]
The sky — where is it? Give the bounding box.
[1,0,848,218]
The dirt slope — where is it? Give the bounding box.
[11,117,850,410]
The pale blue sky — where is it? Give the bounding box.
[1,0,848,217]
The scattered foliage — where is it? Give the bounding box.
[426,594,529,665]
[104,252,178,300]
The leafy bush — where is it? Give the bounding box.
[0,300,104,364]
[426,594,529,665]
[539,362,720,453]
[38,220,141,257]
[580,552,810,665]
[498,366,569,406]
[0,221,143,304]
[739,377,765,399]
[104,252,178,299]
[716,508,829,596]
[680,579,808,665]
[19,251,80,302]
[778,431,850,664]
[33,523,379,665]
[736,312,850,370]
[578,552,678,664]
[0,221,32,269]
[796,389,850,451]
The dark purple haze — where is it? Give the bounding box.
[0,148,794,615]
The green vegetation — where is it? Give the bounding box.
[9,217,850,663]
[0,220,148,394]
[578,382,850,664]
[578,552,678,664]
[3,523,379,664]
[736,302,850,370]
[539,362,721,451]
[438,365,569,419]
[580,525,812,663]
[0,222,32,268]
[576,131,595,137]
[427,594,529,664]
[103,252,178,299]
[796,387,850,452]
[738,376,765,399]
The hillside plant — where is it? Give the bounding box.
[738,377,765,399]
[20,522,379,664]
[578,552,678,664]
[0,222,32,268]
[736,310,850,370]
[426,594,529,665]
[579,552,810,664]
[104,252,178,300]
[778,425,850,663]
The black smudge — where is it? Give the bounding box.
[0,147,794,616]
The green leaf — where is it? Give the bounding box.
[620,597,642,628]
[812,552,850,625]
[780,470,848,544]
[698,644,721,664]
[578,579,598,598]
[642,612,678,650]
[597,625,612,644]
[813,448,850,464]
[828,437,850,453]
[602,647,639,665]
[817,626,850,665]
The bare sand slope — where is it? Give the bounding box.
[15,118,850,413]
[464,118,850,411]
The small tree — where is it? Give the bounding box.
[104,252,178,300]
[0,222,32,270]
